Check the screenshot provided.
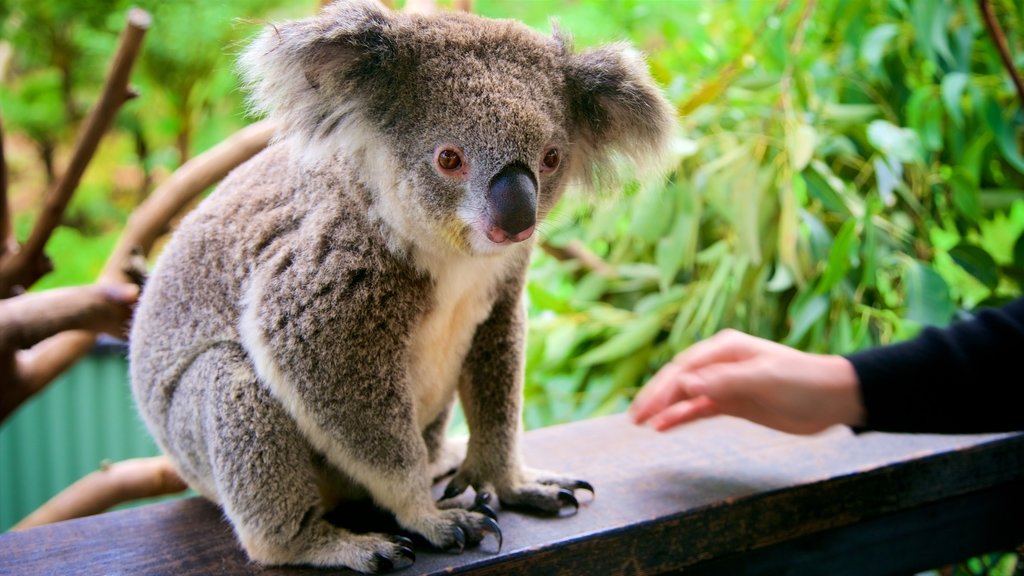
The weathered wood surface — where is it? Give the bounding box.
[2,413,1022,575]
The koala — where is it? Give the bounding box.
[129,0,674,572]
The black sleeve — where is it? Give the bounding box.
[845,296,1024,434]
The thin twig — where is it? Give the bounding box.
[0,9,151,297]
[541,239,616,278]
[978,0,1024,107]
[0,113,10,260]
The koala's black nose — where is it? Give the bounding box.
[486,162,537,244]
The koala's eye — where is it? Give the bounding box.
[541,147,560,173]
[436,148,463,172]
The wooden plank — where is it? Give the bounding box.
[1,413,1022,575]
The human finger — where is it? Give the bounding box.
[647,395,719,432]
[631,364,690,424]
[632,330,766,423]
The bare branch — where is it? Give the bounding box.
[0,285,138,352]
[0,113,9,260]
[978,0,1024,108]
[100,119,276,285]
[541,239,616,278]
[11,456,187,531]
[0,284,138,423]
[5,120,276,412]
[0,9,151,297]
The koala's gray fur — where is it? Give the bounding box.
[129,0,674,571]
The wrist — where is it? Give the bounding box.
[821,355,865,428]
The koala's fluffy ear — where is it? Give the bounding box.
[561,32,677,192]
[238,0,396,143]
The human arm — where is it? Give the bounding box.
[629,329,865,435]
[630,297,1024,435]
[850,296,1024,433]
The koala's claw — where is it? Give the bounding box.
[480,516,503,552]
[442,478,468,501]
[372,542,415,573]
[471,501,497,521]
[572,480,595,496]
[445,525,466,553]
[390,535,415,549]
[557,488,579,515]
[471,490,498,521]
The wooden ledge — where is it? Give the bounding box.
[2,413,1023,575]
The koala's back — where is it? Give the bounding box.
[129,143,391,453]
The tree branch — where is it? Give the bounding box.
[0,9,151,297]
[0,284,138,424]
[978,0,1024,108]
[541,239,616,278]
[0,113,10,261]
[11,456,187,531]
[4,120,276,418]
[100,119,277,285]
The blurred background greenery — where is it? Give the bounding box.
[0,0,1022,561]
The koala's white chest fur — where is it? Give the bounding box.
[408,249,513,431]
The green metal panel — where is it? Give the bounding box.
[0,345,166,531]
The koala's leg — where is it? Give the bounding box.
[190,346,415,572]
[446,285,593,515]
[422,402,466,482]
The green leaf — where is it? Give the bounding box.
[819,219,858,293]
[789,123,817,171]
[655,213,693,292]
[1015,232,1024,268]
[949,171,981,222]
[820,103,880,124]
[873,156,901,207]
[982,96,1024,174]
[860,24,900,67]
[948,243,999,290]
[867,120,921,164]
[784,293,829,345]
[940,72,969,127]
[541,321,582,369]
[576,312,666,367]
[903,259,954,326]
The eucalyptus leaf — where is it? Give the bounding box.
[940,71,968,127]
[903,259,954,326]
[948,243,999,290]
[867,119,921,163]
[860,24,900,67]
[784,294,829,345]
[576,312,666,367]
[949,172,981,222]
[982,96,1024,174]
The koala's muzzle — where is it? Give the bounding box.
[486,163,537,244]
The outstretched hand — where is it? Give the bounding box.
[630,329,865,435]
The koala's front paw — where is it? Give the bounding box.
[405,509,501,553]
[441,468,594,516]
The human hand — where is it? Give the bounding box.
[630,329,865,435]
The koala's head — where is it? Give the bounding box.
[240,0,675,256]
